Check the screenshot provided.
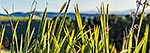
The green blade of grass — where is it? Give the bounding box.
[0,26,5,53]
[66,29,75,53]
[20,34,23,53]
[122,32,127,50]
[110,44,116,53]
[136,0,148,46]
[42,35,47,53]
[94,25,100,53]
[74,4,87,53]
[37,7,48,44]
[74,4,83,30]
[49,1,70,52]
[66,26,86,53]
[27,27,35,52]
[128,29,134,53]
[29,28,35,47]
[47,20,54,53]
[142,24,149,53]
[106,4,110,53]
[56,0,71,41]
[99,2,109,53]
[49,2,68,52]
[52,33,59,52]
[57,26,70,52]
[51,2,67,34]
[28,40,36,52]
[12,21,19,53]
[133,36,145,53]
[23,1,36,53]
[99,2,105,53]
[89,26,95,53]
[10,43,15,53]
[2,7,14,31]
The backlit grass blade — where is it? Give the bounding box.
[142,24,149,53]
[20,34,23,53]
[133,25,149,53]
[27,28,35,52]
[42,35,47,53]
[2,8,15,52]
[74,4,83,30]
[29,28,35,47]
[2,7,14,31]
[74,4,87,53]
[66,29,75,53]
[128,29,134,53]
[57,26,70,52]
[66,26,86,53]
[110,44,117,53]
[10,43,15,53]
[66,25,86,53]
[49,1,68,52]
[23,1,36,53]
[30,0,37,12]
[47,20,54,53]
[52,33,59,53]
[122,32,127,50]
[120,49,128,53]
[28,40,36,52]
[99,38,103,51]
[94,25,100,53]
[136,0,148,46]
[99,2,105,53]
[81,44,86,53]
[99,2,109,53]
[133,36,145,53]
[69,29,75,52]
[56,0,71,41]
[37,7,47,44]
[106,4,110,53]
[89,26,94,53]
[0,26,5,53]
[12,21,19,53]
[51,2,67,34]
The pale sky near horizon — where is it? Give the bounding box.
[0,0,137,14]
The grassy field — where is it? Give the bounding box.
[0,0,150,53]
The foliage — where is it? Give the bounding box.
[0,0,150,53]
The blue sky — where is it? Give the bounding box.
[0,0,136,13]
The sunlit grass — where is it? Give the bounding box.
[0,0,149,53]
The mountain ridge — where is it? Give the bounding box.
[0,9,139,18]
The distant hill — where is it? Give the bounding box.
[0,13,7,16]
[0,9,138,18]
[0,11,101,19]
[2,9,150,18]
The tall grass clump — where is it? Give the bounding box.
[0,0,150,53]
